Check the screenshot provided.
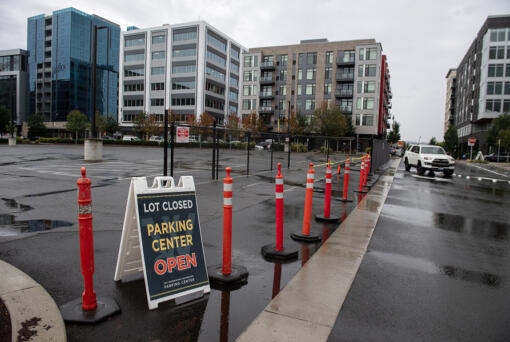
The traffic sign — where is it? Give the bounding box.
[176,126,190,143]
[468,137,476,146]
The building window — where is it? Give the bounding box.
[124,98,144,107]
[124,83,144,92]
[152,35,166,44]
[359,81,376,93]
[359,48,365,61]
[366,48,377,60]
[207,32,227,51]
[356,114,374,126]
[206,49,226,66]
[229,91,238,101]
[339,99,352,112]
[306,53,317,65]
[489,46,505,59]
[506,63,510,77]
[151,67,165,75]
[343,50,355,62]
[243,85,251,96]
[230,62,239,73]
[124,53,144,62]
[172,97,195,106]
[230,76,239,87]
[206,82,225,95]
[242,100,251,110]
[124,68,144,77]
[151,82,165,91]
[125,37,145,48]
[306,68,316,80]
[325,51,333,64]
[173,47,197,58]
[487,81,503,95]
[325,67,332,80]
[298,69,303,80]
[324,83,331,95]
[231,48,240,59]
[206,66,225,81]
[151,98,164,106]
[505,82,510,95]
[243,55,258,67]
[485,99,501,112]
[280,85,287,96]
[488,64,504,77]
[490,29,507,42]
[280,69,287,81]
[243,71,252,81]
[172,63,196,74]
[305,84,315,95]
[173,30,197,41]
[305,99,315,110]
[152,51,165,60]
[280,55,288,66]
[172,80,194,90]
[297,85,302,95]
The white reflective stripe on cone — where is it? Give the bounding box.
[306,183,314,188]
[307,173,314,179]
[224,183,232,191]
[345,170,350,174]
[275,193,283,199]
[224,197,232,205]
[326,179,332,183]
[275,178,284,185]
[326,169,332,174]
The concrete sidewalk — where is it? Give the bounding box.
[236,159,400,341]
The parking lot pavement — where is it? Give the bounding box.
[328,160,510,341]
[0,144,363,341]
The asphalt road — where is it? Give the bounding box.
[0,144,362,341]
[329,160,510,341]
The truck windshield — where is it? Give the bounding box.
[421,146,446,155]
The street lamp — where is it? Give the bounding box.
[91,25,107,138]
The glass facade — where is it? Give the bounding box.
[27,8,120,122]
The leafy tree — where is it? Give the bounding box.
[311,103,347,137]
[185,114,198,136]
[487,113,510,148]
[498,129,510,151]
[429,137,437,145]
[134,113,162,140]
[27,113,47,140]
[66,110,89,143]
[242,112,258,131]
[387,121,401,144]
[134,113,147,139]
[105,115,119,135]
[345,116,356,137]
[225,112,241,140]
[94,113,107,138]
[443,124,458,156]
[198,111,216,139]
[0,106,10,134]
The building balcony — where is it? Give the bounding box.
[259,106,274,114]
[336,57,355,66]
[260,61,275,70]
[260,92,274,99]
[335,89,353,97]
[259,76,275,85]
[339,107,352,114]
[335,73,354,82]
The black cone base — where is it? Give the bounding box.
[208,264,248,291]
[290,232,321,243]
[261,243,298,262]
[335,197,353,202]
[353,190,368,194]
[315,214,341,223]
[60,296,120,324]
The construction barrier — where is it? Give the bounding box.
[60,167,120,323]
[208,167,249,289]
[336,157,353,202]
[355,156,368,194]
[315,161,340,223]
[291,163,321,243]
[261,163,298,260]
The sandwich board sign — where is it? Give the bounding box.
[114,176,210,310]
[176,126,190,143]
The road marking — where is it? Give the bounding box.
[284,186,297,192]
[245,182,262,188]
[411,174,453,183]
[466,163,509,178]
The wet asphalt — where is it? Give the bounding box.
[0,144,362,341]
[329,160,510,342]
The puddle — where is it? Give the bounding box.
[2,198,33,212]
[439,265,501,288]
[0,214,73,236]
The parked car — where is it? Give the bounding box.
[102,135,114,140]
[404,144,455,177]
[122,135,140,141]
[485,152,510,162]
[149,136,164,143]
[254,145,264,151]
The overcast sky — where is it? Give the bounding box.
[1,0,510,141]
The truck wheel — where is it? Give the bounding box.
[417,162,425,175]
[444,170,453,178]
[404,159,411,171]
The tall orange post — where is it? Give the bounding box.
[222,167,233,275]
[336,157,353,202]
[315,160,340,222]
[291,163,321,242]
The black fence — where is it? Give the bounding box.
[369,138,391,175]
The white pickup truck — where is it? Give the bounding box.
[404,144,455,177]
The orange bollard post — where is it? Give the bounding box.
[316,160,340,222]
[208,167,249,289]
[356,156,367,194]
[261,163,298,261]
[60,167,120,323]
[291,163,321,242]
[364,153,371,187]
[336,157,353,202]
[336,164,341,175]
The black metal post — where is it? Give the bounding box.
[270,133,274,171]
[326,138,330,162]
[212,120,216,180]
[9,76,15,136]
[247,132,251,175]
[91,25,107,138]
[163,109,168,176]
[170,121,175,177]
[287,101,291,169]
[216,126,220,180]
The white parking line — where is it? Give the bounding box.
[466,163,509,178]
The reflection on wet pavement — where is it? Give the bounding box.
[439,265,501,288]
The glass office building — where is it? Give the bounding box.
[27,8,120,123]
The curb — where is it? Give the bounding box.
[236,158,400,342]
[0,259,66,342]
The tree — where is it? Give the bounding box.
[134,113,147,139]
[443,124,458,156]
[498,129,510,151]
[429,137,437,145]
[95,113,107,138]
[387,121,401,144]
[311,103,347,137]
[105,115,119,135]
[487,113,510,147]
[198,111,216,139]
[0,106,10,134]
[225,112,241,140]
[185,114,198,137]
[242,112,258,131]
[345,116,356,137]
[27,113,47,140]
[66,110,89,143]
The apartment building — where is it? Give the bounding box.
[240,38,392,137]
[27,8,120,131]
[451,15,510,153]
[119,21,246,127]
[444,68,457,134]
[0,49,28,135]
